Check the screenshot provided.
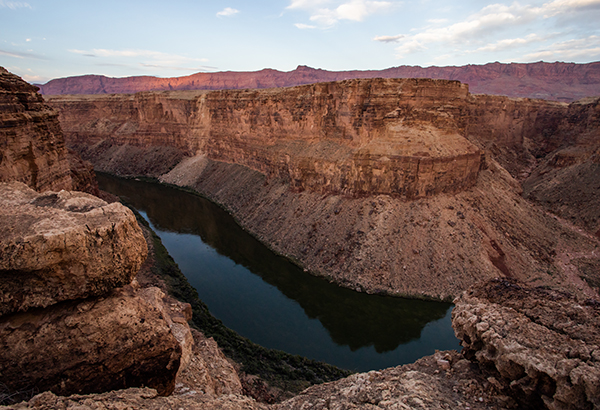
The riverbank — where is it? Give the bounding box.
[99,172,460,372]
[123,194,353,401]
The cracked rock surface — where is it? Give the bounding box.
[453,279,600,410]
[0,181,147,316]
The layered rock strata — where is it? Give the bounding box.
[0,182,147,316]
[49,78,483,199]
[46,79,600,300]
[0,67,96,194]
[0,285,182,397]
[453,279,600,410]
[0,182,195,398]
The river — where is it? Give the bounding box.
[98,173,461,372]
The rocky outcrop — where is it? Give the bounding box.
[275,351,511,410]
[37,61,600,102]
[0,67,97,194]
[0,185,195,399]
[0,182,147,316]
[49,78,483,199]
[0,285,182,397]
[7,387,267,410]
[453,279,600,410]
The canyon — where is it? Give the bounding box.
[46,78,600,301]
[2,65,600,410]
[36,61,600,102]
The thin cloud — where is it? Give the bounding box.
[0,48,44,59]
[524,35,600,60]
[295,23,317,29]
[68,48,211,72]
[0,1,31,9]
[473,33,545,53]
[373,34,404,43]
[141,63,217,72]
[288,0,395,27]
[216,7,240,17]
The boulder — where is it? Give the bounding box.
[0,285,181,397]
[0,181,147,316]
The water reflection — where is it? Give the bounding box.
[98,173,460,370]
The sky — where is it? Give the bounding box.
[1,0,599,84]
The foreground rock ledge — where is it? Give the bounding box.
[0,181,148,316]
[0,285,182,397]
[453,279,600,410]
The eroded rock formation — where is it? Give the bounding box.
[0,182,195,398]
[46,79,600,300]
[49,78,483,199]
[37,61,600,102]
[453,279,600,410]
[0,68,194,400]
[0,182,147,316]
[0,67,97,195]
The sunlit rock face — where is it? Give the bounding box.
[36,61,600,102]
[49,78,483,199]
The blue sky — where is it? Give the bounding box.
[1,0,599,84]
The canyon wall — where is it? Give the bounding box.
[0,67,97,195]
[0,68,194,401]
[49,78,483,199]
[37,61,600,102]
[46,79,600,301]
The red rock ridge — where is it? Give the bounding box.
[37,61,600,102]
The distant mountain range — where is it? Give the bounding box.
[36,61,600,102]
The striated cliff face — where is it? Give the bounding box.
[50,78,482,199]
[46,79,600,301]
[522,97,600,241]
[36,61,600,102]
[0,67,98,195]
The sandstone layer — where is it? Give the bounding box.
[453,279,600,410]
[0,67,97,194]
[48,78,483,199]
[46,80,600,300]
[523,97,600,245]
[0,285,182,397]
[0,182,147,316]
[37,61,600,102]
